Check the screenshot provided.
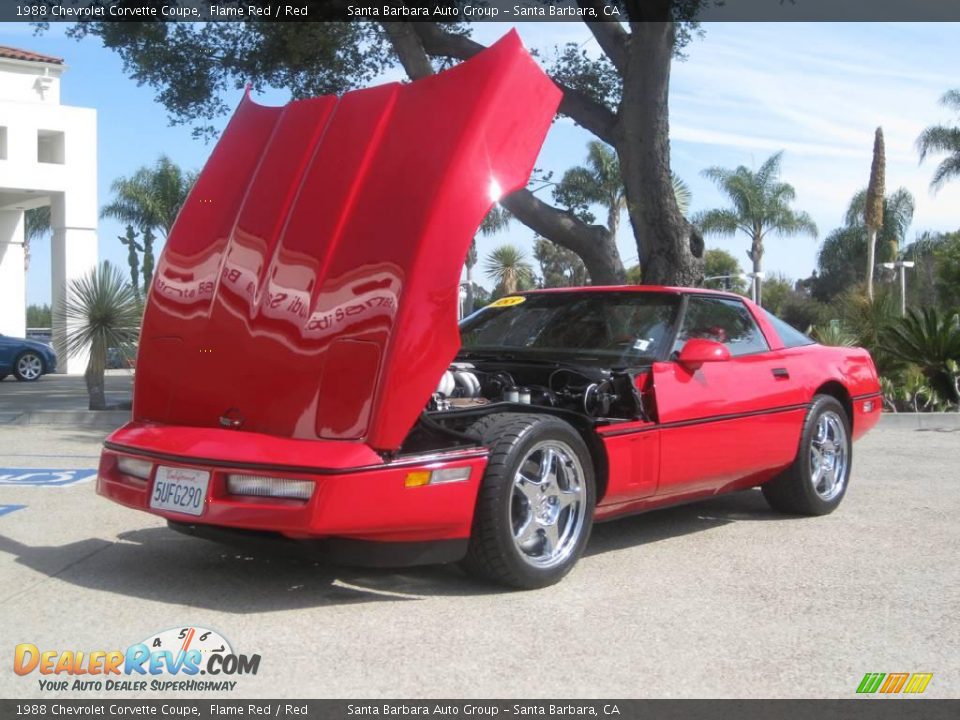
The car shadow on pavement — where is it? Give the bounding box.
[0,526,497,611]
[0,490,788,608]
[586,488,786,557]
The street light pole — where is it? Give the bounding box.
[882,261,915,317]
[745,271,765,305]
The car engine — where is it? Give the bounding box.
[427,360,643,420]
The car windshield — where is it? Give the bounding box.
[459,291,681,365]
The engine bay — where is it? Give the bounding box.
[426,359,645,421]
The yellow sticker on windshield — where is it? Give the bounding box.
[489,296,526,308]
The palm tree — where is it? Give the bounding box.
[864,128,885,300]
[844,187,915,268]
[101,155,196,238]
[554,141,625,239]
[694,151,817,306]
[23,206,51,273]
[101,156,195,297]
[555,141,692,238]
[55,261,141,410]
[463,206,512,315]
[917,89,960,192]
[672,174,693,218]
[483,244,534,296]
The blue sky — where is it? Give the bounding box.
[3,21,958,305]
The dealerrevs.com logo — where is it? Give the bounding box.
[14,626,260,693]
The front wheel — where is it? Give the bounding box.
[762,395,852,516]
[461,413,595,589]
[13,351,44,381]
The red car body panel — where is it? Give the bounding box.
[98,443,488,544]
[134,30,561,451]
[98,36,882,565]
[588,294,881,520]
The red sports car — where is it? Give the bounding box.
[96,32,881,588]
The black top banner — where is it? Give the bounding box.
[1,700,960,720]
[7,0,960,23]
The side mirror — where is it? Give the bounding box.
[677,338,731,371]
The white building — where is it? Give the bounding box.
[0,46,97,373]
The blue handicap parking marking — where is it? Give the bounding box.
[0,504,26,517]
[0,468,97,487]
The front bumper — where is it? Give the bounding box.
[97,424,487,565]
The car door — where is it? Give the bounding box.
[652,295,808,496]
[0,335,17,373]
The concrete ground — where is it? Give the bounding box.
[0,371,133,421]
[0,423,956,699]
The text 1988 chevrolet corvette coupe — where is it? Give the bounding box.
[96,32,881,588]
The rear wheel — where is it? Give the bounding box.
[762,395,851,515]
[461,413,595,589]
[13,351,44,382]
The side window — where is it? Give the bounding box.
[674,297,770,357]
[763,309,815,348]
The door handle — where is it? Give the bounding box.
[771,367,790,379]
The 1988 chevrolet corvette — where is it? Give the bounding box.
[97,32,881,588]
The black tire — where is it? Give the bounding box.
[461,413,596,589]
[761,395,852,516]
[13,351,44,382]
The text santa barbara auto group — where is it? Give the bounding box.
[347,4,622,18]
[346,705,620,716]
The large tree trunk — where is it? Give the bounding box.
[865,227,877,299]
[385,21,625,286]
[616,22,703,286]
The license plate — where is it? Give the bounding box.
[149,467,210,517]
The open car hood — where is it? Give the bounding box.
[133,31,561,451]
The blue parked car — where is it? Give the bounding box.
[0,334,58,381]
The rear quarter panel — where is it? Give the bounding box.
[778,343,882,440]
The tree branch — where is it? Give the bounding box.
[381,22,434,80]
[413,22,617,144]
[578,4,629,72]
[501,188,624,284]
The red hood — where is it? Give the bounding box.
[133,31,561,451]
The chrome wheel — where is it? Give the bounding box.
[511,440,587,569]
[16,353,43,381]
[810,410,847,501]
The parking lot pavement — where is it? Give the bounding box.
[0,372,134,415]
[0,424,956,699]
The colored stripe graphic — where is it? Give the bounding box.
[879,673,909,693]
[903,673,933,694]
[857,673,886,693]
[857,672,933,694]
